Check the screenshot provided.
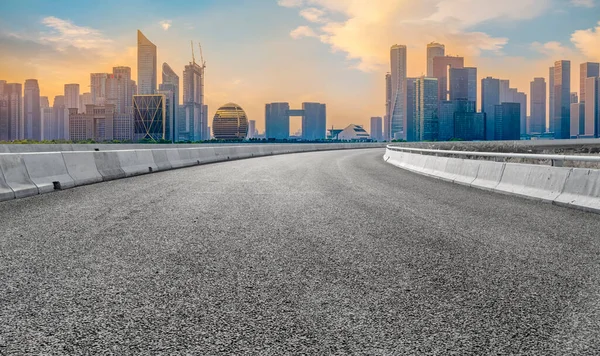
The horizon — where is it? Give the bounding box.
[1,0,599,134]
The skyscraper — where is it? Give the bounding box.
[302,102,326,140]
[182,61,204,141]
[24,79,41,140]
[570,102,585,137]
[137,30,157,95]
[580,62,599,103]
[90,73,108,105]
[549,66,555,133]
[438,99,476,141]
[570,92,578,104]
[554,60,571,139]
[111,66,135,114]
[265,103,290,139]
[415,77,439,141]
[584,77,599,137]
[432,56,464,101]
[64,84,80,111]
[40,96,50,109]
[499,80,511,103]
[133,94,166,141]
[406,77,417,142]
[494,103,520,140]
[481,77,500,140]
[157,86,176,142]
[248,120,256,139]
[449,67,477,105]
[370,116,383,141]
[426,42,445,78]
[52,95,69,140]
[384,73,391,140]
[530,78,546,134]
[0,82,22,141]
[162,62,179,140]
[79,92,93,113]
[515,92,527,136]
[390,45,407,140]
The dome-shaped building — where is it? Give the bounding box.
[212,103,249,139]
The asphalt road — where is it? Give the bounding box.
[2,148,600,355]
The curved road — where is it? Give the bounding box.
[1,148,600,355]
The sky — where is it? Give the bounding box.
[1,0,600,134]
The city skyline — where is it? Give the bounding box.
[1,0,600,134]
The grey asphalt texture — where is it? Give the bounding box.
[1,148,600,355]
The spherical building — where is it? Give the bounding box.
[212,103,248,139]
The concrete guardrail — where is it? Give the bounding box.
[0,143,385,203]
[384,146,600,214]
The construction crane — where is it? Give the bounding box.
[190,40,196,64]
[198,43,206,69]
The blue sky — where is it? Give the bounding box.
[1,0,599,132]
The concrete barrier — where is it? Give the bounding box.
[554,168,600,213]
[384,148,600,214]
[496,163,570,201]
[189,147,218,164]
[62,151,103,186]
[0,155,38,198]
[22,152,75,193]
[94,152,126,181]
[151,149,172,171]
[471,160,505,190]
[0,164,15,201]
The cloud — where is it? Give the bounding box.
[280,0,548,73]
[278,0,304,8]
[299,8,327,23]
[40,16,112,50]
[159,20,172,31]
[571,21,600,60]
[290,26,318,39]
[570,0,595,7]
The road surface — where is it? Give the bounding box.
[1,148,600,355]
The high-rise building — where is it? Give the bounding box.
[52,96,69,140]
[549,66,555,133]
[580,62,599,103]
[302,102,326,140]
[113,113,134,141]
[406,77,417,142]
[90,73,108,105]
[384,73,391,140]
[64,84,80,112]
[454,111,485,141]
[530,78,546,134]
[433,56,464,102]
[0,82,22,141]
[584,77,600,137]
[202,104,209,141]
[40,96,50,109]
[69,105,116,142]
[24,79,41,140]
[265,103,290,140]
[415,77,439,141]
[182,61,204,141]
[426,42,445,78]
[248,120,256,139]
[106,67,135,114]
[370,116,383,141]
[449,67,477,105]
[570,102,585,137]
[481,77,500,140]
[438,99,476,141]
[137,30,157,95]
[570,92,578,104]
[499,80,511,103]
[157,86,176,142]
[162,63,179,140]
[390,44,407,139]
[494,102,520,140]
[554,60,571,139]
[212,103,248,139]
[79,92,93,113]
[133,94,166,141]
[515,92,527,136]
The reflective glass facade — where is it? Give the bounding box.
[212,103,248,139]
